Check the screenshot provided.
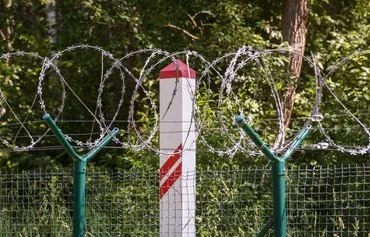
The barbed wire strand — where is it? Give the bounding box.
[1,45,370,156]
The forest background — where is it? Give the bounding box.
[0,0,370,171]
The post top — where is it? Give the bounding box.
[159,59,196,79]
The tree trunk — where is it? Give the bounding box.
[1,0,14,51]
[46,0,57,47]
[281,0,308,129]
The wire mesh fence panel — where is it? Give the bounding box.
[196,168,273,236]
[0,164,369,236]
[85,169,159,236]
[287,164,370,237]
[0,170,73,236]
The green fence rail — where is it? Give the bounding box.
[0,164,369,236]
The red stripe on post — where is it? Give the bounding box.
[160,163,182,199]
[160,144,182,180]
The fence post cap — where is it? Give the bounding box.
[159,59,196,79]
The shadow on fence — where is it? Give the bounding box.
[0,164,369,236]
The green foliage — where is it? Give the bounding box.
[0,0,370,170]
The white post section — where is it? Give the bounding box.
[159,59,196,237]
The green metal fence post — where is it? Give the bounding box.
[271,159,286,237]
[43,113,119,237]
[235,115,311,237]
[73,159,87,237]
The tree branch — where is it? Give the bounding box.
[0,30,6,41]
[163,24,199,40]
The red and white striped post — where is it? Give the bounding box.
[159,59,196,236]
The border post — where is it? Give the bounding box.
[159,59,196,236]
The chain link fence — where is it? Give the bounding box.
[0,164,369,236]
